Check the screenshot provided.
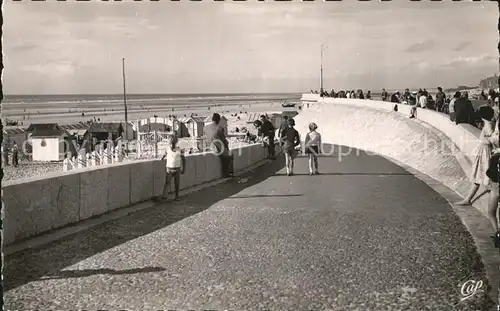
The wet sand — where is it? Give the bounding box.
[3,101,287,126]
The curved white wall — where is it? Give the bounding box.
[298,95,486,216]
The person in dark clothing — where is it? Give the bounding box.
[211,113,234,177]
[454,92,474,125]
[12,141,19,167]
[390,92,400,103]
[481,90,488,100]
[381,89,388,101]
[366,90,371,100]
[403,89,411,104]
[259,115,276,159]
[278,115,289,142]
[281,118,301,176]
[435,87,446,112]
[358,90,365,99]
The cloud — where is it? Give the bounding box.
[440,53,496,68]
[251,30,283,39]
[21,60,76,77]
[453,41,472,52]
[405,40,434,53]
[9,43,38,52]
[223,3,303,15]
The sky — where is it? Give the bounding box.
[4,0,499,95]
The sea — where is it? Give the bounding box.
[2,93,303,108]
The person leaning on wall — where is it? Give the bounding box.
[211,113,234,178]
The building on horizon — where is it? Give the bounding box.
[479,74,499,90]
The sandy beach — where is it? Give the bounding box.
[2,98,294,182]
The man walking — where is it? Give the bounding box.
[259,115,276,160]
[278,115,289,143]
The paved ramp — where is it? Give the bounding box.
[4,146,495,310]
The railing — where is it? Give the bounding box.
[62,144,129,171]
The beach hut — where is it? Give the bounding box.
[178,116,205,138]
[60,123,90,141]
[3,127,27,149]
[27,123,59,137]
[88,122,124,141]
[30,125,69,161]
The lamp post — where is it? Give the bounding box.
[498,0,500,91]
[320,45,327,97]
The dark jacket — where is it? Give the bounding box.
[454,98,474,125]
[436,92,446,106]
[259,119,275,137]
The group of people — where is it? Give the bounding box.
[311,89,372,100]
[159,112,325,201]
[252,115,322,176]
[1,141,20,167]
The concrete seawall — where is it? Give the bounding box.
[299,94,488,218]
[2,143,266,246]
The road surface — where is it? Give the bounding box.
[4,145,495,310]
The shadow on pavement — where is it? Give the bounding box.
[4,156,286,291]
[35,267,166,281]
[228,194,303,199]
[273,172,412,176]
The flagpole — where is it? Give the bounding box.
[122,58,129,154]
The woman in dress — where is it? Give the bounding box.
[161,133,185,201]
[281,118,301,176]
[486,114,500,248]
[304,122,322,175]
[456,106,495,206]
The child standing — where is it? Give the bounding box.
[281,118,301,176]
[304,122,322,175]
[161,134,186,201]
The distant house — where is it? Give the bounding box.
[88,122,124,142]
[30,124,69,162]
[204,115,228,136]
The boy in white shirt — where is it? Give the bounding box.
[161,133,185,201]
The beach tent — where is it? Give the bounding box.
[30,125,70,162]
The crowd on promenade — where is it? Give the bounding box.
[311,88,500,129]
[311,86,500,250]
